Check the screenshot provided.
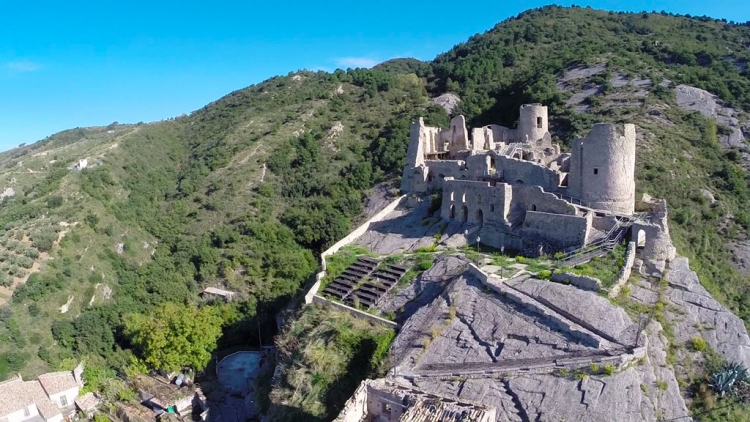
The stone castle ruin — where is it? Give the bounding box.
[316,102,750,422]
[401,104,673,257]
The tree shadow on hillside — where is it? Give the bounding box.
[322,337,379,419]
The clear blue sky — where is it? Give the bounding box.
[0,1,746,151]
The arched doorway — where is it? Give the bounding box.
[637,229,646,249]
[477,209,484,226]
[450,205,455,219]
[462,205,468,222]
[531,204,537,211]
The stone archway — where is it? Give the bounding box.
[637,229,646,249]
[462,205,468,222]
[477,209,484,226]
[450,204,455,219]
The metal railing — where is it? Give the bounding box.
[556,223,627,266]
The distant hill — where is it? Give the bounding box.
[0,5,749,420]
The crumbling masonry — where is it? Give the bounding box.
[401,104,673,256]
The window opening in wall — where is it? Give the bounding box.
[382,403,392,418]
[477,194,482,203]
[537,117,543,128]
[450,191,455,201]
[462,193,466,203]
[24,407,30,417]
[532,204,537,211]
[60,395,68,407]
[490,204,495,212]
[593,168,599,175]
[462,205,468,222]
[477,209,484,226]
[450,205,455,219]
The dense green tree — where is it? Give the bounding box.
[124,303,225,372]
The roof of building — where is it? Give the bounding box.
[400,399,493,422]
[38,370,80,396]
[202,287,235,297]
[74,392,100,412]
[134,375,194,408]
[0,375,61,420]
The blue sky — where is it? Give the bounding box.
[0,1,747,151]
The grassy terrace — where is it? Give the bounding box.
[561,244,628,289]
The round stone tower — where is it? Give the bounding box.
[568,123,636,215]
[518,103,548,143]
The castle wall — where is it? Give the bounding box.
[471,127,490,151]
[490,124,516,144]
[568,124,636,215]
[448,115,469,155]
[632,199,677,261]
[493,154,562,193]
[440,179,508,224]
[472,124,516,150]
[513,185,576,216]
[521,211,589,249]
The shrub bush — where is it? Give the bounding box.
[691,336,709,352]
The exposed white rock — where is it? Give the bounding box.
[326,121,344,140]
[432,93,460,114]
[665,256,750,367]
[700,188,716,204]
[0,188,15,199]
[59,296,74,313]
[675,84,748,149]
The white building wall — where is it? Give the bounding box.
[4,405,39,422]
[48,386,79,408]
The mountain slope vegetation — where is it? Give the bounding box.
[0,5,749,420]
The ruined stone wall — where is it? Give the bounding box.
[513,185,576,216]
[632,199,677,262]
[365,385,407,421]
[448,115,469,156]
[518,103,549,143]
[472,124,516,150]
[493,154,562,192]
[465,154,491,178]
[592,214,618,232]
[471,127,490,151]
[490,124,516,144]
[521,211,589,249]
[440,179,508,224]
[609,241,637,298]
[550,272,602,291]
[333,382,368,422]
[568,124,636,215]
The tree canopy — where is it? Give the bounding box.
[124,303,225,372]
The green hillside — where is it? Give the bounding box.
[0,5,749,420]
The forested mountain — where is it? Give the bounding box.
[0,5,749,420]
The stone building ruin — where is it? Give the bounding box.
[401,104,671,256]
